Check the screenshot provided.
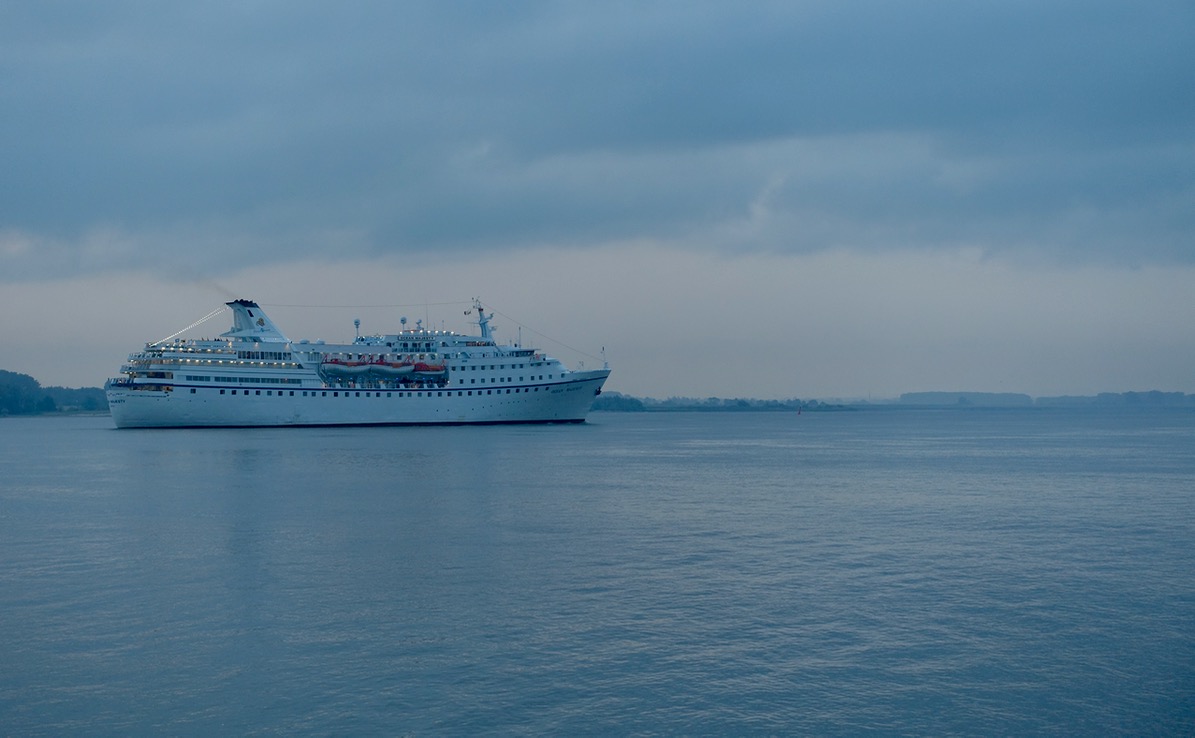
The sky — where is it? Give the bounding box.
[2,1,1193,399]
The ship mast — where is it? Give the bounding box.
[474,299,494,342]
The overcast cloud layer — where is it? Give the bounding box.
[3,1,1193,280]
[2,2,1193,397]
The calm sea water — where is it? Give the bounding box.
[1,408,1192,735]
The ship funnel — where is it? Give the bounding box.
[221,299,290,343]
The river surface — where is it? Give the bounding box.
[1,409,1192,734]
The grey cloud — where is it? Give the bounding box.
[1,0,1192,281]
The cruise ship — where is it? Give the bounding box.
[105,299,610,428]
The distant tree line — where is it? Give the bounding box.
[900,390,1195,408]
[1036,391,1195,407]
[592,392,839,412]
[595,389,1195,412]
[0,370,107,415]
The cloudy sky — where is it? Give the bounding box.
[3,1,1193,399]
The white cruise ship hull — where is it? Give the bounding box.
[108,370,608,428]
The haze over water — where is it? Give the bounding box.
[2,408,1192,734]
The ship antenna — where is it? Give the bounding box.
[354,318,361,340]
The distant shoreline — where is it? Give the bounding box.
[0,370,108,417]
[594,390,1195,412]
[3,368,1192,417]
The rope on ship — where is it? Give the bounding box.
[153,306,227,345]
[485,307,606,363]
[261,300,472,309]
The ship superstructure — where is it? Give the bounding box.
[106,299,610,428]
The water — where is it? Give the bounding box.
[1,409,1192,735]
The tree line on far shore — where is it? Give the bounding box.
[0,370,107,415]
[592,392,834,412]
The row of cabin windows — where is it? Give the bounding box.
[464,363,553,371]
[237,351,292,360]
[204,387,553,397]
[466,375,559,384]
[186,375,301,384]
[186,370,563,385]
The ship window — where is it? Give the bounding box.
[220,389,225,395]
[356,392,361,397]
[290,391,295,396]
[267,391,272,395]
[487,390,492,395]
[255,390,261,395]
[190,388,196,394]
[333,392,338,396]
